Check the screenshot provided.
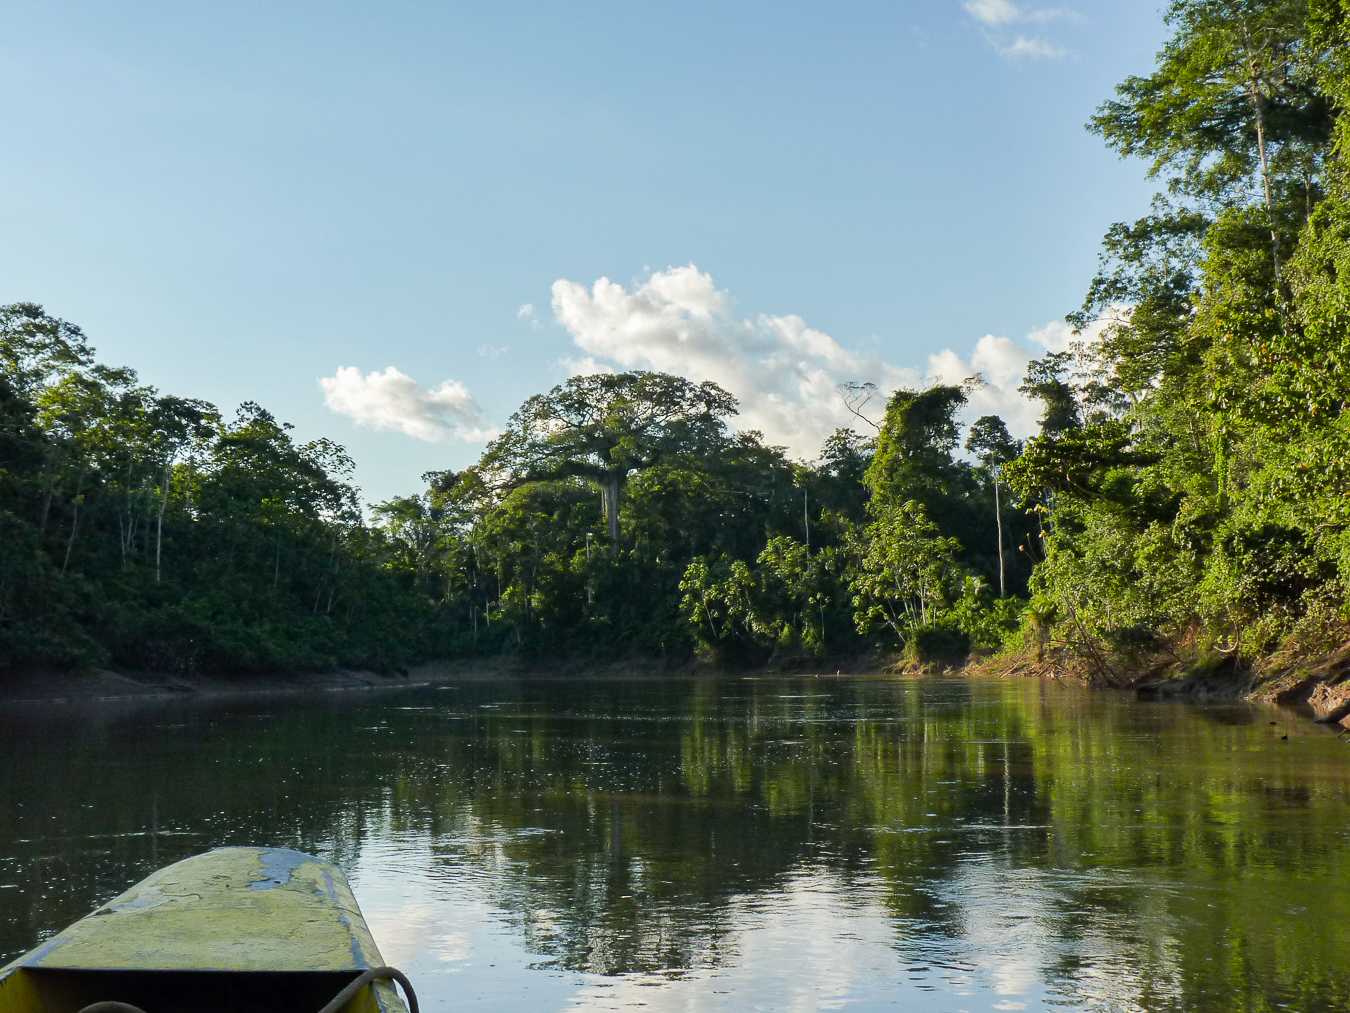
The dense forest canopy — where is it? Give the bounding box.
[5,0,1350,679]
[0,304,1023,672]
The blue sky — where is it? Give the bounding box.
[0,1,1167,503]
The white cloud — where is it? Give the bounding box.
[1027,6,1081,22]
[966,0,1021,25]
[1027,319,1075,352]
[320,366,497,443]
[552,266,917,457]
[927,335,1042,437]
[551,265,1070,458]
[965,0,1078,58]
[517,302,542,330]
[1002,35,1067,58]
[560,355,616,376]
[1028,306,1127,353]
[966,0,1079,24]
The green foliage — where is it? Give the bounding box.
[865,385,969,501]
[1090,0,1330,209]
[479,371,737,553]
[0,297,1034,672]
[0,290,1040,674]
[948,578,1026,652]
[847,500,963,651]
[965,415,1018,467]
[1018,353,1083,436]
[17,5,1350,680]
[680,538,854,665]
[1012,0,1350,677]
[0,310,426,674]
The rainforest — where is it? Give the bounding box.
[4,0,1350,687]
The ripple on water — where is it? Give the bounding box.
[1,675,1348,1013]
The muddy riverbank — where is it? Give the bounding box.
[5,648,1347,733]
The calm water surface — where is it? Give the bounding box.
[3,676,1349,1013]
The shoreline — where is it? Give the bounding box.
[0,656,791,704]
[971,648,1350,731]
[2,653,1346,731]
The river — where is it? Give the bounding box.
[2,675,1348,1012]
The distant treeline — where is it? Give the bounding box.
[7,0,1350,679]
[0,304,1029,672]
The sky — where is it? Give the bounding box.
[0,1,1168,504]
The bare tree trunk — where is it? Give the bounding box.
[119,464,137,565]
[1242,21,1281,279]
[994,477,1005,598]
[156,464,170,583]
[39,463,55,536]
[602,475,621,557]
[62,470,86,573]
[63,509,80,572]
[63,504,81,573]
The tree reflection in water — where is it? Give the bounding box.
[2,676,1348,1012]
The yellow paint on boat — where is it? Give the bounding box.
[0,848,407,1013]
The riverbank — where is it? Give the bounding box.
[974,641,1350,730]
[0,656,749,703]
[4,648,1347,732]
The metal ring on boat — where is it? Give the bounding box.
[317,966,420,1013]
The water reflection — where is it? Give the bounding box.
[2,676,1349,1011]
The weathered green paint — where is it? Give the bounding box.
[0,848,407,1013]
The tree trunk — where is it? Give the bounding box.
[39,464,55,536]
[1242,21,1280,279]
[63,500,81,573]
[994,477,1005,598]
[156,464,170,582]
[602,475,621,557]
[62,470,86,573]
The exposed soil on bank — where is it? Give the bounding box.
[971,644,1350,731]
[5,650,1347,733]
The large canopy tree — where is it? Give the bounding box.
[479,372,738,554]
[1092,0,1333,266]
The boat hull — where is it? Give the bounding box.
[0,848,406,1013]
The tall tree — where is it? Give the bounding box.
[1091,0,1333,278]
[480,372,737,555]
[1019,354,1082,437]
[966,416,1020,598]
[864,385,968,504]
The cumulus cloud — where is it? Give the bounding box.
[1002,35,1066,58]
[552,266,917,457]
[1026,318,1075,352]
[926,335,1041,437]
[965,0,1021,24]
[964,0,1078,58]
[965,0,1079,24]
[551,265,1072,459]
[320,366,497,442]
[1028,307,1126,354]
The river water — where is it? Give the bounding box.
[2,675,1349,1012]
